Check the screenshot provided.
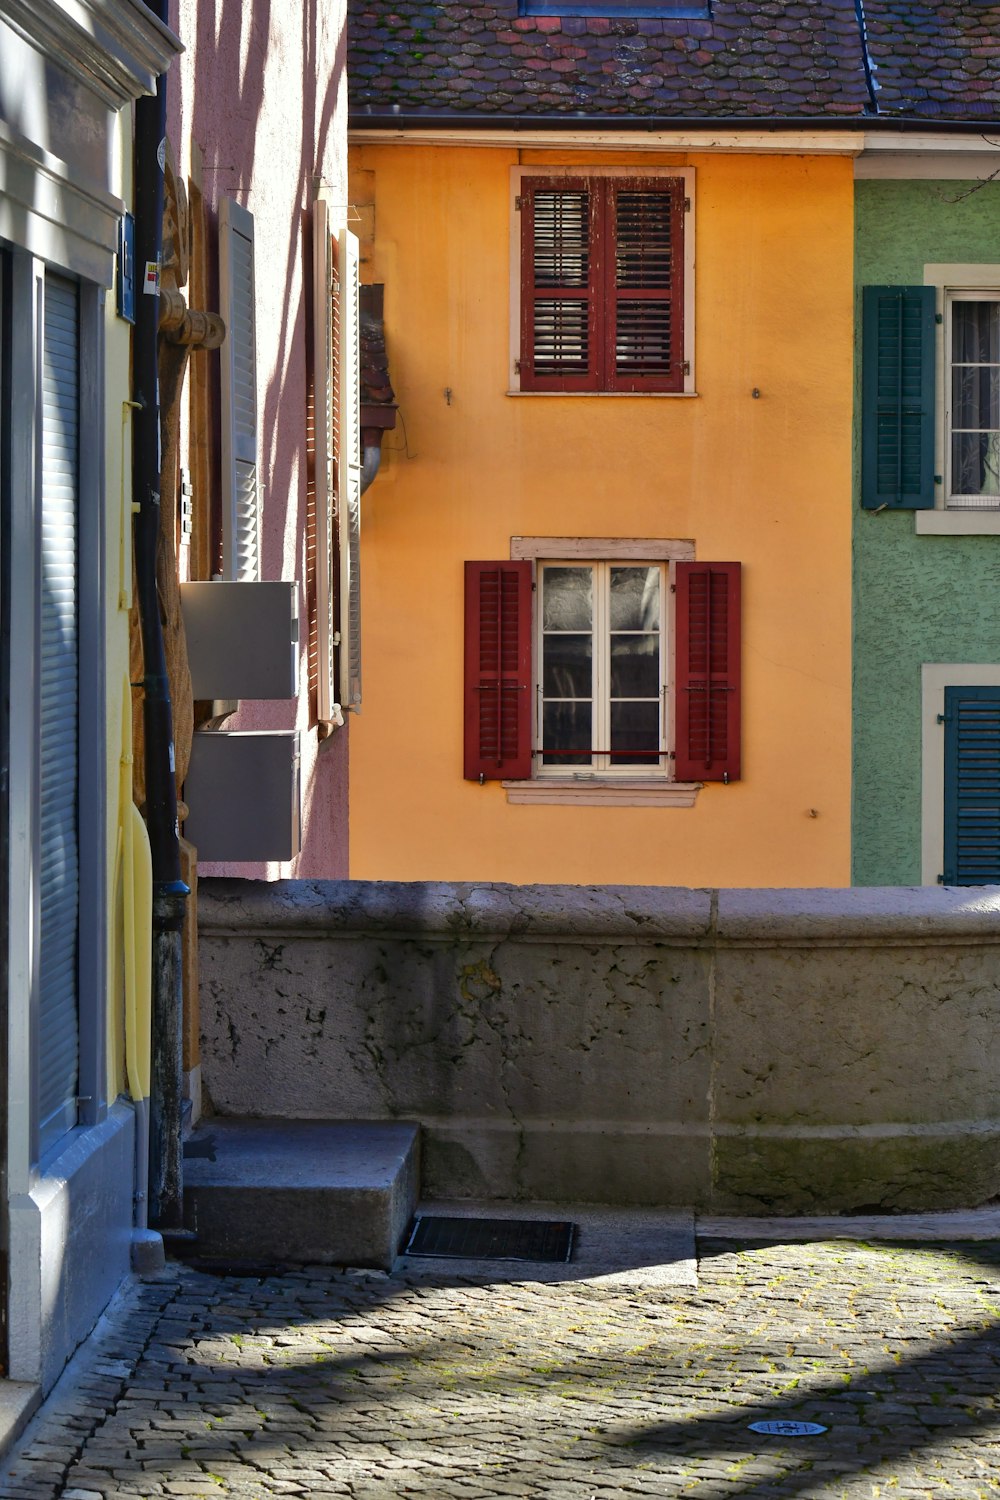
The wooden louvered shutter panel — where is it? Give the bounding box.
[337,227,363,711]
[39,273,80,1153]
[861,285,935,509]
[520,179,599,392]
[220,198,261,578]
[608,178,684,393]
[942,685,1000,885]
[311,197,337,723]
[464,561,532,780]
[675,561,741,783]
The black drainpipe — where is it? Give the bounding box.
[132,4,189,1231]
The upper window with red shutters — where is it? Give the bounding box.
[511,169,694,395]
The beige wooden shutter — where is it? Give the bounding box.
[337,226,362,712]
[220,198,260,580]
[312,195,337,723]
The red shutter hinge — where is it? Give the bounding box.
[514,358,521,374]
[515,196,525,211]
[684,197,691,212]
[682,360,691,376]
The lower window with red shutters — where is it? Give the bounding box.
[463,553,740,794]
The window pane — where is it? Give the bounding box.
[610,701,660,764]
[610,635,660,698]
[542,700,592,765]
[542,567,592,631]
[543,633,592,698]
[952,432,1000,497]
[953,301,1000,364]
[609,566,659,630]
[952,366,1000,431]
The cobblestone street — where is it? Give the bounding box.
[4,1231,1000,1499]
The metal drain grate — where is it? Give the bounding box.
[404,1215,576,1263]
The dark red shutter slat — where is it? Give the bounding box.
[675,561,741,782]
[464,561,533,780]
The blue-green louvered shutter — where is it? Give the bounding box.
[39,273,80,1153]
[943,685,1000,886]
[861,285,935,509]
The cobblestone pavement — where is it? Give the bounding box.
[4,1236,1000,1499]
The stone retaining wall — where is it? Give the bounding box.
[198,880,1000,1213]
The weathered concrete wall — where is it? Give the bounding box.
[199,879,1000,1214]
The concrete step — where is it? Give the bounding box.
[181,1118,420,1271]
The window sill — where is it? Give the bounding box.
[502,779,701,807]
[505,390,699,399]
[915,509,1000,535]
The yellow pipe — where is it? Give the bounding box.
[120,675,153,1104]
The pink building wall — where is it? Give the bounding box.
[168,0,349,878]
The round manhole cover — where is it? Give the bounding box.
[748,1420,828,1437]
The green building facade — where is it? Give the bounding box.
[853,177,1000,886]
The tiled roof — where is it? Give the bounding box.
[864,3,1000,118]
[349,1,871,120]
[348,0,1000,123]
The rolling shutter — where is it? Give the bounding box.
[220,198,260,579]
[942,685,1000,885]
[39,273,80,1153]
[674,561,741,783]
[861,285,935,509]
[464,561,532,781]
[337,228,363,712]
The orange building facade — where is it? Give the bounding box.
[348,140,856,886]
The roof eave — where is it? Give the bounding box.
[348,108,1000,135]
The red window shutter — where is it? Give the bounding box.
[519,178,600,393]
[675,561,741,782]
[464,561,533,781]
[607,177,685,393]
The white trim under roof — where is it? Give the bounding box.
[856,131,1000,179]
[349,127,865,155]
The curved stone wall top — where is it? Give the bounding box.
[199,878,1000,948]
[197,878,714,942]
[717,886,1000,946]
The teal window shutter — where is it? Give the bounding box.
[943,685,1000,885]
[861,285,935,509]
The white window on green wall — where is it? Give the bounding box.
[917,264,1000,535]
[947,291,1000,509]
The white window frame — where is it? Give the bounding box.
[921,663,1000,884]
[918,264,1000,535]
[508,167,696,398]
[535,558,669,779]
[504,536,699,806]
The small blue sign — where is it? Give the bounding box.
[749,1420,828,1437]
[118,212,135,324]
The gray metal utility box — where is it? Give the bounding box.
[180,581,298,700]
[184,730,301,861]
